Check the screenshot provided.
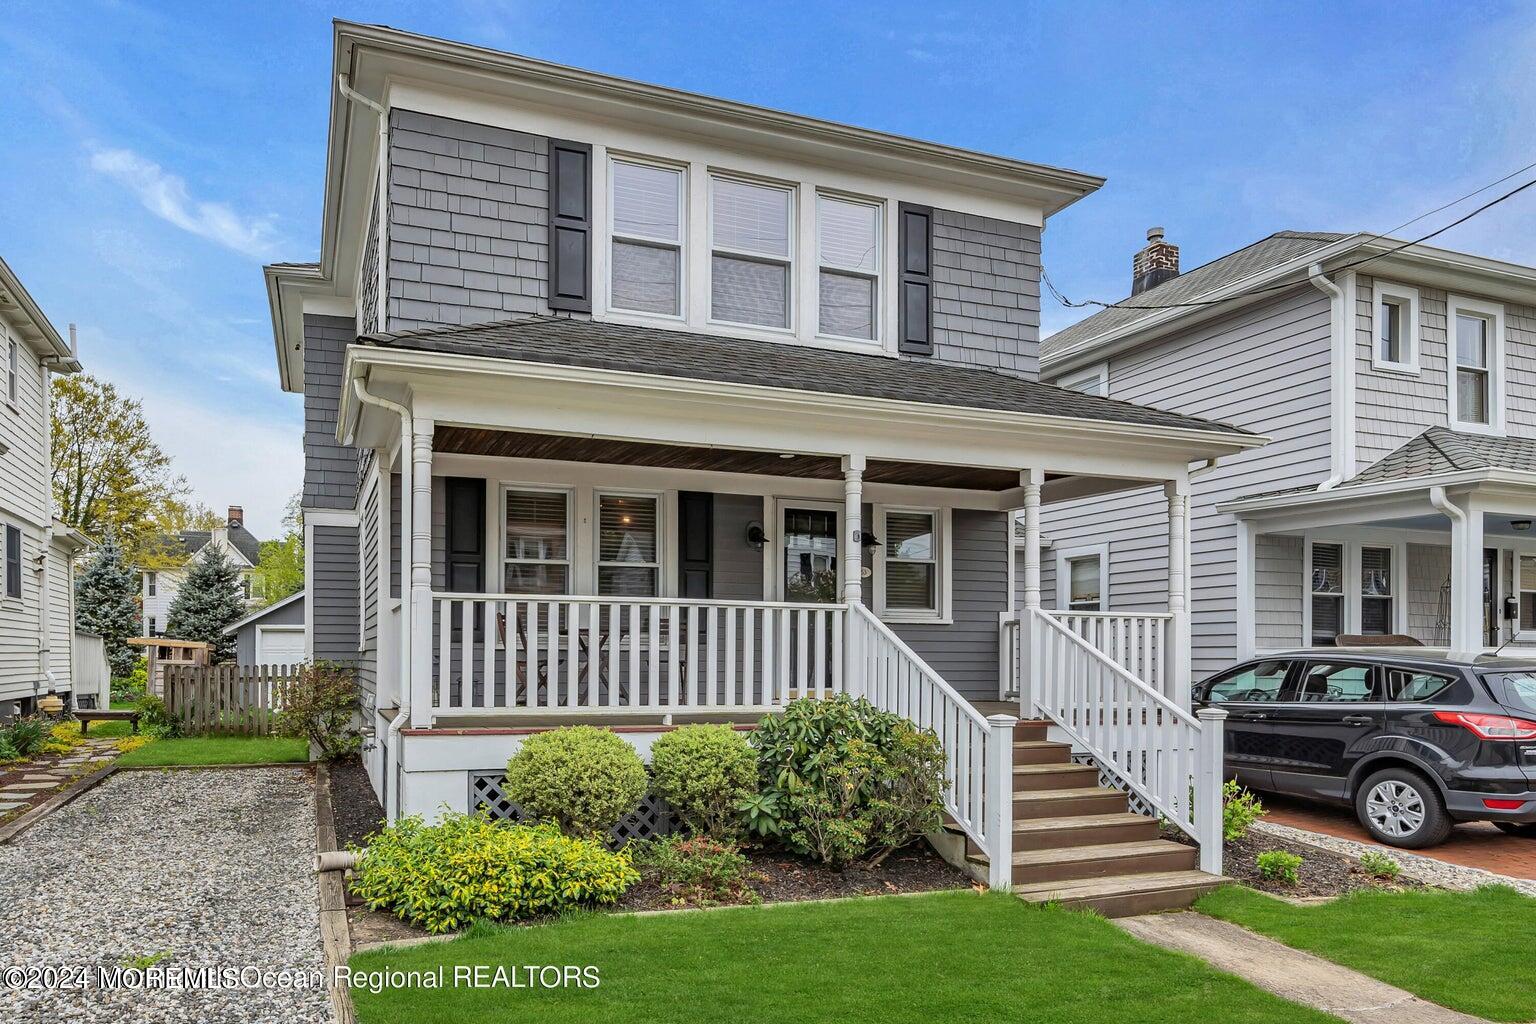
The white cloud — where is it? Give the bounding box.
[88,146,281,259]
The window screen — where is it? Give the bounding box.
[610,160,682,316]
[711,177,792,328]
[817,196,879,339]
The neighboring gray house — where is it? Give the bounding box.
[1033,227,1536,674]
[139,506,264,637]
[261,22,1260,899]
[0,256,87,717]
[224,591,305,666]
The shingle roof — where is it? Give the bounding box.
[163,524,263,566]
[360,315,1251,437]
[1041,231,1352,360]
[1344,427,1536,485]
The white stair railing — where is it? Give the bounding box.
[1048,611,1174,702]
[1017,607,1226,874]
[848,604,1016,888]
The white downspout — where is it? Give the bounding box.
[1308,264,1348,490]
[36,355,56,699]
[338,73,388,330]
[351,375,411,820]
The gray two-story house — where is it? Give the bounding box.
[264,22,1260,903]
[1035,227,1536,673]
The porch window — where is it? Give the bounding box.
[883,510,937,612]
[1360,546,1394,635]
[1521,555,1536,632]
[1309,542,1344,645]
[596,493,660,597]
[1067,555,1102,611]
[609,159,684,316]
[816,195,880,340]
[503,488,570,594]
[710,176,793,329]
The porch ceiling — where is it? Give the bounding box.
[435,425,1043,491]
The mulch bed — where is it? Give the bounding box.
[1168,824,1423,898]
[328,753,386,849]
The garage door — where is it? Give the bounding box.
[255,627,306,666]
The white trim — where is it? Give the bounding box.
[222,590,306,634]
[255,624,308,666]
[813,191,884,345]
[706,171,798,335]
[1055,542,1110,612]
[1446,294,1506,434]
[871,504,952,624]
[1370,280,1420,374]
[1056,361,1109,397]
[303,508,361,528]
[1300,534,1409,643]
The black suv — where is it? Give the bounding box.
[1192,650,1536,848]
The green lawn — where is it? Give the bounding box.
[114,735,309,766]
[348,891,1338,1024]
[1197,885,1536,1022]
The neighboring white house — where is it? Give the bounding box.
[139,506,264,637]
[1033,227,1536,671]
[0,255,87,717]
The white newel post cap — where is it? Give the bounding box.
[1196,706,1228,723]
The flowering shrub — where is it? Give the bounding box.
[350,813,638,934]
[503,726,647,839]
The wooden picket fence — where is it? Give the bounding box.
[163,664,298,736]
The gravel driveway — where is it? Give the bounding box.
[0,767,332,1024]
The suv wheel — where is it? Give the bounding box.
[1493,822,1536,838]
[1355,768,1452,848]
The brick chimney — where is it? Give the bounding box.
[1132,226,1180,296]
[227,506,244,529]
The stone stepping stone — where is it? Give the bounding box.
[0,802,26,812]
[21,775,64,782]
[2,782,57,792]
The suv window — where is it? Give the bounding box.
[1487,672,1536,717]
[1383,668,1455,703]
[1293,662,1377,703]
[1203,660,1292,703]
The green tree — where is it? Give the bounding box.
[253,495,303,606]
[165,546,245,662]
[51,374,188,555]
[74,533,142,678]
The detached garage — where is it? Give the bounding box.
[225,592,307,667]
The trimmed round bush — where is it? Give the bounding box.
[503,725,648,838]
[350,813,638,933]
[649,724,757,839]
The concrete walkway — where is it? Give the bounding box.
[1116,912,1485,1024]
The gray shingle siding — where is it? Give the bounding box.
[1255,534,1302,649]
[312,525,362,686]
[924,210,1041,380]
[302,314,360,510]
[386,109,556,331]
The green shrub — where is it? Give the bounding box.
[0,735,19,764]
[132,694,178,739]
[1255,849,1303,885]
[751,696,946,867]
[1357,850,1402,881]
[350,813,638,934]
[648,725,757,840]
[2,718,46,757]
[503,726,647,838]
[274,661,361,759]
[633,835,760,906]
[111,664,148,703]
[1223,779,1266,841]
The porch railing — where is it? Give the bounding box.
[1050,611,1173,701]
[1009,607,1226,874]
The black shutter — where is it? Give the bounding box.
[677,492,713,599]
[444,479,487,640]
[898,203,934,355]
[547,139,593,313]
[4,525,19,598]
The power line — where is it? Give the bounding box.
[1045,164,1536,314]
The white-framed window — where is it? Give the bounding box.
[1300,537,1408,646]
[771,499,841,603]
[5,333,17,408]
[1519,554,1536,638]
[594,491,661,597]
[146,571,157,597]
[148,616,157,637]
[1371,281,1419,373]
[709,175,794,330]
[1359,545,1395,636]
[875,506,950,621]
[608,157,686,318]
[1057,362,1109,396]
[1308,541,1344,646]
[1055,543,1109,612]
[2,522,18,599]
[1447,295,1505,433]
[816,194,881,341]
[502,486,572,595]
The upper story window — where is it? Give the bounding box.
[609,159,685,317]
[1057,362,1109,396]
[146,572,157,598]
[816,196,881,340]
[709,176,793,330]
[1371,282,1419,373]
[1448,295,1505,433]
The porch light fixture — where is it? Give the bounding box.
[746,521,768,548]
[1513,520,1532,532]
[858,530,881,549]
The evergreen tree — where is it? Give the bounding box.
[74,533,142,678]
[165,546,245,662]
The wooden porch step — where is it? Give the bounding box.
[1011,763,1101,792]
[1011,813,1158,850]
[1013,870,1228,918]
[1013,740,1072,765]
[1014,719,1051,741]
[975,840,1197,885]
[1013,786,1127,819]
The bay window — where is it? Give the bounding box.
[596,493,660,597]
[503,488,571,594]
[609,159,684,316]
[709,176,793,329]
[816,195,880,340]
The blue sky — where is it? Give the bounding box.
[3,1,1535,538]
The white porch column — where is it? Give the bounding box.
[408,417,435,727]
[1445,490,1485,654]
[841,454,865,604]
[1020,469,1044,611]
[1165,480,1192,706]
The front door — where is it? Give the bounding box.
[781,504,840,603]
[1267,659,1385,801]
